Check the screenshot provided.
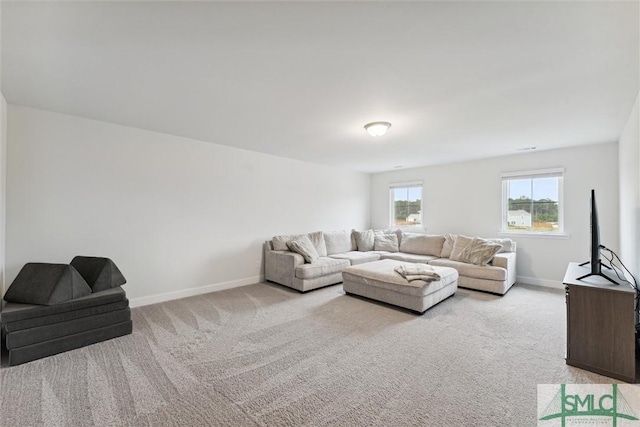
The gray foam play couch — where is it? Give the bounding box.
[1,257,132,366]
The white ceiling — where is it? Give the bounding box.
[2,1,639,173]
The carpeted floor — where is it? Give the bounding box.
[0,282,629,426]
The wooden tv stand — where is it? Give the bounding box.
[563,262,637,383]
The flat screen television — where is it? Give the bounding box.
[577,189,618,284]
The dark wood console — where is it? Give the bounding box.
[563,262,637,383]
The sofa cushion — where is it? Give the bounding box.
[329,251,381,265]
[273,231,327,256]
[4,263,92,306]
[308,231,328,257]
[440,233,456,258]
[323,230,357,255]
[400,233,445,256]
[374,234,399,252]
[70,256,127,292]
[374,229,403,245]
[380,252,439,264]
[353,229,375,252]
[295,257,350,279]
[456,237,503,266]
[1,287,127,324]
[287,235,320,263]
[449,235,474,261]
[428,258,507,281]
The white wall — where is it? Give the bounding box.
[619,92,640,281]
[6,106,370,304]
[0,0,7,296]
[371,143,620,287]
[0,95,6,296]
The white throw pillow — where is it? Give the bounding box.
[486,238,516,253]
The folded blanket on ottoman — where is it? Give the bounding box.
[394,263,441,282]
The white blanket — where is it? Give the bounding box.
[394,263,441,283]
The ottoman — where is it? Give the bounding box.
[342,259,458,313]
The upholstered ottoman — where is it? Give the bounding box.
[342,259,458,313]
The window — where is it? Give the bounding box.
[389,182,423,228]
[501,168,564,233]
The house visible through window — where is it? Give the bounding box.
[501,168,564,233]
[390,183,423,228]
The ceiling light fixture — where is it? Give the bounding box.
[364,121,391,137]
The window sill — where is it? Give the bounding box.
[497,231,571,239]
[393,226,425,232]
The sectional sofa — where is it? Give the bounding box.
[264,229,516,295]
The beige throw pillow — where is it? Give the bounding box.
[286,235,320,264]
[456,237,503,266]
[353,229,375,252]
[374,234,399,252]
[449,235,474,261]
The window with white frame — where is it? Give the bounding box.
[501,168,564,233]
[389,182,423,228]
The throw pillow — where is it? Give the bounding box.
[353,229,375,252]
[4,263,92,305]
[440,233,456,258]
[456,237,503,266]
[272,234,303,251]
[374,234,399,252]
[449,235,474,261]
[273,232,327,256]
[486,238,516,253]
[286,235,320,263]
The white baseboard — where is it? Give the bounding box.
[129,275,264,308]
[516,275,564,290]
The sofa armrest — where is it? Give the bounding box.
[491,252,516,286]
[265,250,305,287]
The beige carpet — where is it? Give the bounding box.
[0,282,620,426]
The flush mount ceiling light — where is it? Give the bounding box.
[364,121,391,137]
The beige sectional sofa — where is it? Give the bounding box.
[264,229,516,295]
